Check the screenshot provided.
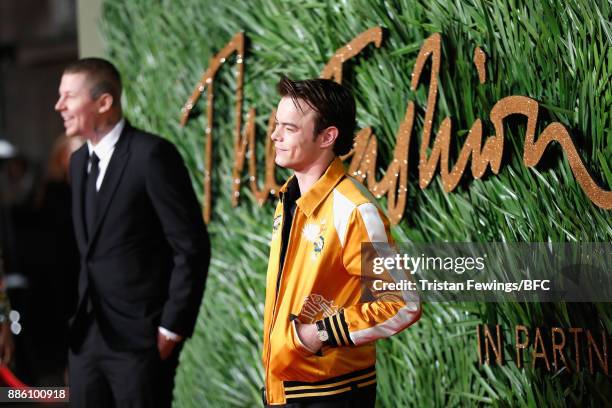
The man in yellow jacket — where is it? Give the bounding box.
[262,76,421,407]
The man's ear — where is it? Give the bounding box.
[97,93,114,114]
[319,126,339,149]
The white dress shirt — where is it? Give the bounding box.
[86,118,182,343]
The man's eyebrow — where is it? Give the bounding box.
[275,119,299,128]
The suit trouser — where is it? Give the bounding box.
[68,317,181,408]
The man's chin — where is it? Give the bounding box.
[274,157,288,169]
[64,129,78,138]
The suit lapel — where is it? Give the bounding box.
[86,124,131,253]
[71,145,89,253]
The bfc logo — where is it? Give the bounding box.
[298,294,338,323]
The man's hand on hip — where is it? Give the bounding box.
[157,328,182,360]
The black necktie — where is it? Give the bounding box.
[85,152,100,239]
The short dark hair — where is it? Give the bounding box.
[64,58,122,107]
[277,76,356,156]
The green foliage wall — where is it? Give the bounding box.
[101,1,611,406]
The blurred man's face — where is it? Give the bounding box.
[54,73,99,139]
[271,97,321,172]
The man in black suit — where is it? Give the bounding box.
[55,58,209,407]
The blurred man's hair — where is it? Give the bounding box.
[64,58,122,107]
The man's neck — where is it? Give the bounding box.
[294,155,335,194]
[88,114,122,146]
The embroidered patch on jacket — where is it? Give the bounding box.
[298,293,339,323]
[271,214,282,240]
[302,220,326,260]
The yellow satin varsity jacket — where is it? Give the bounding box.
[262,157,421,405]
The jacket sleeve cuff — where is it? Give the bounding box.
[319,310,354,347]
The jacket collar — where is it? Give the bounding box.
[279,157,346,218]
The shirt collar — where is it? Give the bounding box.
[87,118,125,160]
[280,157,346,218]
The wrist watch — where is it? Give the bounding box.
[316,320,329,343]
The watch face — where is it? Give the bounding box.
[318,330,329,342]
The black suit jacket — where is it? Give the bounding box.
[69,122,209,351]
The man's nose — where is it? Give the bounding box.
[54,97,64,111]
[270,128,280,141]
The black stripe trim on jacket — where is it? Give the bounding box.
[285,374,376,395]
[338,310,354,346]
[284,382,376,404]
[322,316,339,347]
[321,310,354,347]
[283,367,376,402]
[331,314,345,346]
[284,366,375,387]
